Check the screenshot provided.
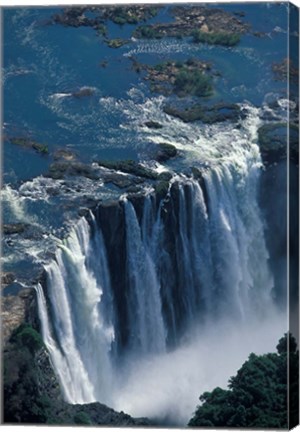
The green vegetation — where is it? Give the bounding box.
[106,38,129,48]
[96,23,107,36]
[74,411,92,425]
[3,323,53,423]
[142,59,214,98]
[188,333,299,428]
[174,69,213,97]
[11,323,44,354]
[109,6,159,26]
[135,25,163,39]
[3,322,150,425]
[193,30,241,46]
[10,137,49,154]
[31,143,49,154]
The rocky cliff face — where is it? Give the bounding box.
[2,288,37,345]
[2,283,150,425]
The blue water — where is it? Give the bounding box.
[3,5,287,175]
[2,3,290,284]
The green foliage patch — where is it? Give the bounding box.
[174,68,213,97]
[193,30,241,46]
[11,323,44,354]
[188,333,299,428]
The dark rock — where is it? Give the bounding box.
[72,86,95,98]
[252,31,266,38]
[155,180,170,200]
[234,11,246,17]
[2,288,36,344]
[134,5,249,40]
[98,167,145,188]
[158,171,173,181]
[3,318,151,425]
[78,208,92,217]
[3,223,28,235]
[258,122,299,165]
[155,143,178,162]
[144,120,163,129]
[125,185,143,193]
[47,161,100,180]
[1,272,15,286]
[97,159,158,180]
[53,149,77,161]
[191,167,203,179]
[272,58,299,83]
[8,137,49,155]
[105,38,129,48]
[163,102,244,123]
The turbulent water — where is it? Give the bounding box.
[36,106,285,424]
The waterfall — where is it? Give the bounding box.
[37,110,277,419]
[123,196,166,354]
[38,216,115,405]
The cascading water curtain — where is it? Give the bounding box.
[38,158,276,409]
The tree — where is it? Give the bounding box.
[188,333,298,428]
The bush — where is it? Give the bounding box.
[174,69,213,97]
[11,323,44,354]
[74,411,92,425]
[193,31,241,47]
[136,25,162,39]
[188,334,298,428]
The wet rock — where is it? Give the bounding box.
[163,102,244,123]
[258,122,299,165]
[8,137,49,155]
[105,38,129,48]
[47,161,100,180]
[144,120,163,129]
[252,30,266,38]
[53,149,77,161]
[272,58,299,83]
[97,159,158,180]
[155,180,170,200]
[2,288,36,344]
[3,223,28,235]
[3,316,151,425]
[158,171,173,181]
[100,60,108,68]
[234,11,246,17]
[155,143,178,162]
[125,185,143,194]
[1,272,15,286]
[78,208,91,218]
[72,86,96,98]
[134,5,249,40]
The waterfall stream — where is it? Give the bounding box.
[36,105,282,424]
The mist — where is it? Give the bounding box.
[113,310,286,426]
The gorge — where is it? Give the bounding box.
[2,2,298,427]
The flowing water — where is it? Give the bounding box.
[2,2,294,426]
[37,106,285,424]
